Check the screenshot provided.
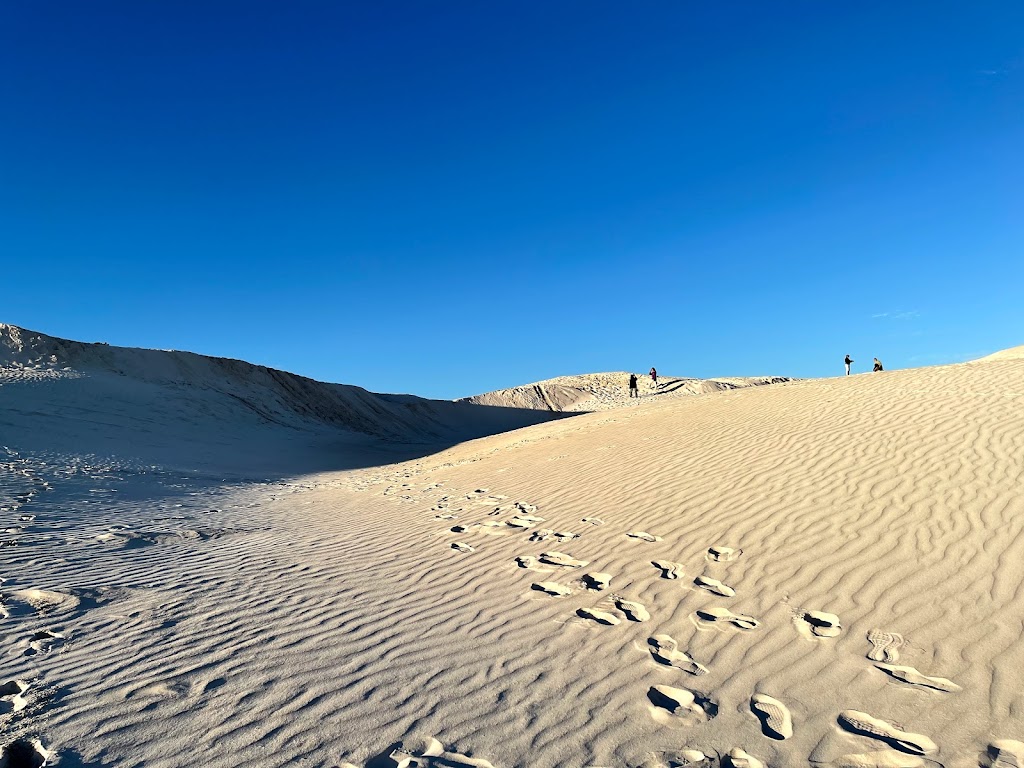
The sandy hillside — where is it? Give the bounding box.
[2,335,1024,768]
[462,372,792,412]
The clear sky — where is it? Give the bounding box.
[3,3,1022,399]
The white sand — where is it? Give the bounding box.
[3,324,1024,767]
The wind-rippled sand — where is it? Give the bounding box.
[4,351,1024,767]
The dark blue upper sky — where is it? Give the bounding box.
[3,2,1022,398]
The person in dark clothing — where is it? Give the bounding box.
[628,373,639,398]
[873,358,884,372]
[650,367,658,388]
[844,355,853,376]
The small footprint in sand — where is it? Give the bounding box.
[539,551,588,568]
[750,693,793,739]
[451,542,474,553]
[647,685,716,724]
[695,606,759,630]
[694,575,735,597]
[532,582,572,597]
[983,740,1024,768]
[649,634,709,676]
[577,606,621,625]
[653,560,684,580]
[614,597,649,622]
[725,748,764,768]
[874,663,961,692]
[581,517,605,526]
[838,710,936,755]
[627,531,663,542]
[0,738,50,768]
[827,751,925,767]
[434,513,457,520]
[706,546,742,562]
[583,572,611,591]
[867,629,904,662]
[0,679,30,714]
[515,556,538,569]
[798,610,842,638]
[25,629,65,656]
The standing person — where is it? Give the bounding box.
[628,373,639,398]
[650,367,658,389]
[844,355,853,376]
[873,358,884,372]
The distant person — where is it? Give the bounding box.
[628,373,639,398]
[844,355,853,376]
[873,358,884,372]
[650,367,658,388]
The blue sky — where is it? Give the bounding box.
[2,3,1022,398]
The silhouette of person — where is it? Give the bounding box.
[873,358,884,372]
[844,355,853,376]
[628,373,639,398]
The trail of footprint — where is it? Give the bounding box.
[750,693,793,739]
[695,606,759,630]
[867,629,905,662]
[627,531,663,542]
[837,710,937,755]
[577,607,620,625]
[706,546,742,562]
[532,582,572,598]
[694,575,735,597]
[614,597,649,622]
[649,634,709,676]
[653,560,684,580]
[874,664,961,692]
[539,551,588,568]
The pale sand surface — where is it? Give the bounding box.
[3,330,1024,766]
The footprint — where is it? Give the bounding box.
[750,693,793,739]
[694,575,735,597]
[451,542,474,553]
[649,634,709,676]
[615,597,649,622]
[434,513,457,520]
[653,561,685,580]
[553,531,581,542]
[695,606,759,630]
[25,629,65,656]
[583,572,611,591]
[515,556,538,569]
[706,546,741,563]
[581,517,605,526]
[627,531,663,542]
[837,710,937,755]
[0,679,30,714]
[799,611,843,638]
[530,529,554,542]
[725,748,764,768]
[867,629,905,662]
[577,607,620,625]
[647,685,715,723]
[532,582,572,597]
[0,738,50,768]
[539,551,588,568]
[874,663,961,692]
[983,740,1024,768]
[828,750,925,767]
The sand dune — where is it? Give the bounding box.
[3,330,1024,767]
